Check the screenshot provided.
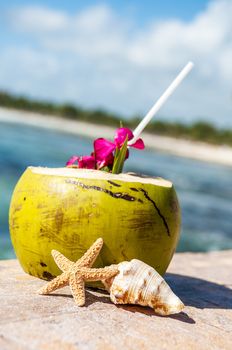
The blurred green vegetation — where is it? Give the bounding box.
[1,91,232,146]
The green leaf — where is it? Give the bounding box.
[114,147,120,159]
[112,136,128,174]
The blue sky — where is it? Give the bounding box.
[0,0,209,21]
[0,0,231,126]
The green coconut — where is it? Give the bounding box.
[9,167,181,281]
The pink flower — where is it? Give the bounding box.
[94,128,144,168]
[66,127,145,172]
[114,128,145,149]
[93,138,115,168]
[66,155,95,169]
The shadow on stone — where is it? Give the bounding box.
[114,304,195,324]
[42,273,231,322]
[45,289,112,307]
[168,312,195,324]
[49,290,195,323]
[85,289,111,307]
[166,273,232,310]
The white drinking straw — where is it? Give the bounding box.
[129,61,194,144]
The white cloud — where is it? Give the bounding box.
[1,1,232,127]
[8,5,69,33]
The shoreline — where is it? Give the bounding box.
[1,106,232,167]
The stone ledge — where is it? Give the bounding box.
[0,250,232,350]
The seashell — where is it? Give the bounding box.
[104,259,184,316]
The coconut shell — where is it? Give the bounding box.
[9,167,181,281]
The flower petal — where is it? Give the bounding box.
[97,152,114,169]
[78,155,96,169]
[114,128,133,147]
[94,138,115,160]
[66,156,79,166]
[130,138,145,150]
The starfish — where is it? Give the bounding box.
[38,238,119,306]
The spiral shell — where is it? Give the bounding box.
[104,259,184,316]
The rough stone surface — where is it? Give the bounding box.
[0,251,232,350]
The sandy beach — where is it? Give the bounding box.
[1,107,232,167]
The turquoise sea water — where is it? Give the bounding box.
[1,121,232,259]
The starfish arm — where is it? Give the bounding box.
[78,265,119,282]
[52,250,74,272]
[69,272,85,306]
[38,273,69,295]
[77,238,103,268]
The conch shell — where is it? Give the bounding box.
[104,259,184,316]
